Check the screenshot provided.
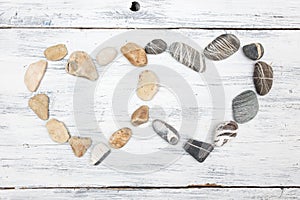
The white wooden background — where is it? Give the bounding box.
[0,0,300,199]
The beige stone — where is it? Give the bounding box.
[131,105,149,126]
[121,42,147,67]
[136,70,159,101]
[24,60,47,92]
[69,136,92,157]
[109,127,132,149]
[65,51,98,80]
[44,44,68,61]
[46,118,70,143]
[28,94,49,120]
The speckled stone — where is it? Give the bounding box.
[183,139,214,163]
[152,119,180,145]
[204,34,240,61]
[69,136,92,158]
[136,70,159,101]
[232,90,259,124]
[145,39,167,54]
[253,61,273,96]
[214,121,238,147]
[90,143,111,165]
[109,127,132,149]
[131,105,149,126]
[243,43,264,60]
[169,42,206,73]
[121,42,147,67]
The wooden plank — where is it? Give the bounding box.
[0,0,300,28]
[0,29,299,187]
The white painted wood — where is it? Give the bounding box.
[0,0,300,28]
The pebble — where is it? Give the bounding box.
[28,94,49,120]
[131,105,149,126]
[44,44,68,61]
[136,70,159,101]
[24,60,48,92]
[152,119,180,145]
[243,43,264,60]
[69,136,92,158]
[145,39,167,54]
[232,90,259,124]
[90,143,111,165]
[169,42,206,73]
[46,118,70,143]
[96,47,118,66]
[204,34,240,61]
[253,61,273,96]
[109,127,132,149]
[65,51,98,80]
[121,42,148,67]
[183,139,214,163]
[214,121,238,147]
[130,1,140,11]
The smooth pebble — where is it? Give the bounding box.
[243,43,264,60]
[24,60,47,92]
[109,127,132,149]
[131,105,149,126]
[145,39,167,54]
[44,44,68,61]
[152,119,180,145]
[183,139,214,163]
[96,47,118,66]
[121,42,147,67]
[253,61,273,96]
[136,70,159,101]
[46,118,70,143]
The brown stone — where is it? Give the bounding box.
[109,127,132,149]
[44,44,68,61]
[136,70,159,101]
[131,105,149,126]
[69,136,92,157]
[28,94,49,120]
[24,60,47,92]
[121,42,147,67]
[46,118,70,143]
[253,61,273,96]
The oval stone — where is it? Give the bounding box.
[109,127,132,149]
[243,43,264,60]
[214,121,238,147]
[96,47,118,66]
[152,119,180,145]
[121,42,147,67]
[44,44,68,61]
[145,39,167,54]
[90,142,111,165]
[136,70,159,101]
[253,61,273,96]
[169,42,206,73]
[131,105,149,126]
[46,118,70,143]
[204,34,240,61]
[232,90,259,124]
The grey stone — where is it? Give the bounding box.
[253,61,273,96]
[214,121,238,147]
[169,42,206,73]
[152,119,180,145]
[243,43,264,60]
[90,142,111,165]
[145,39,167,54]
[183,139,214,163]
[232,90,259,124]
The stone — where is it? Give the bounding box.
[130,1,140,11]
[136,70,159,101]
[232,90,259,124]
[28,94,49,120]
[253,61,273,96]
[69,136,92,157]
[109,127,132,149]
[131,105,149,126]
[145,39,167,54]
[214,121,238,147]
[96,47,118,66]
[65,51,98,80]
[121,42,147,67]
[44,44,68,61]
[24,60,48,92]
[152,119,180,145]
[46,118,70,143]
[204,34,240,61]
[90,142,111,165]
[183,139,214,163]
[243,43,264,60]
[169,42,206,73]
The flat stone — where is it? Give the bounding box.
[204,34,240,61]
[96,47,118,66]
[44,44,68,61]
[24,60,47,92]
[169,42,206,73]
[232,90,259,124]
[131,105,149,126]
[183,139,214,163]
[253,61,273,96]
[121,42,147,67]
[243,43,264,60]
[90,142,111,165]
[66,51,98,80]
[136,70,159,101]
[214,121,238,147]
[152,119,180,145]
[145,39,167,54]
[109,127,132,149]
[69,136,92,158]
[28,94,49,120]
[46,118,70,143]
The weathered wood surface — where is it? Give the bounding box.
[0,0,300,28]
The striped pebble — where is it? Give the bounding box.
[183,139,214,163]
[214,121,238,147]
[145,39,167,54]
[204,34,240,61]
[152,119,180,145]
[253,61,273,96]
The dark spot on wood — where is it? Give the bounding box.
[130,1,140,12]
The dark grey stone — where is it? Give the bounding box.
[232,90,259,124]
[183,139,214,163]
[145,39,167,54]
[152,119,180,145]
[253,61,273,96]
[243,43,264,60]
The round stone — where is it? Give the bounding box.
[253,61,273,96]
[243,43,264,60]
[96,47,118,66]
[145,39,167,54]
